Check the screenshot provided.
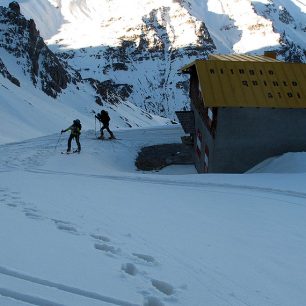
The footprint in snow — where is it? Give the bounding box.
[151,279,175,296]
[132,253,157,265]
[53,220,78,235]
[6,203,17,207]
[23,208,44,220]
[90,233,111,242]
[143,296,165,306]
[1,192,23,208]
[121,263,138,276]
[94,243,121,256]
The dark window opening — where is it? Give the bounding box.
[287,92,293,98]
[242,80,249,87]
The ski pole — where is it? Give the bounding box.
[91,110,97,137]
[95,116,97,137]
[54,133,62,152]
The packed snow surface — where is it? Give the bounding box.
[1,125,306,306]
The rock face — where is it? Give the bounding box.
[135,143,194,171]
[0,3,71,97]
[0,57,20,86]
[0,0,305,119]
[253,1,306,63]
[46,0,216,118]
[44,0,305,119]
[100,7,215,116]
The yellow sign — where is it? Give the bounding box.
[184,59,306,108]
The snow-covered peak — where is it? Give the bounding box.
[206,0,280,53]
[0,0,305,142]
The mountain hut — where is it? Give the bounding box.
[176,53,306,173]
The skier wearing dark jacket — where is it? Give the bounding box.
[95,110,115,139]
[61,119,82,153]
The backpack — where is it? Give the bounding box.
[100,110,110,123]
[73,119,82,131]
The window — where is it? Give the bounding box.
[196,128,202,159]
[204,145,209,173]
[242,80,249,87]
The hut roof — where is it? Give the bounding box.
[181,54,306,108]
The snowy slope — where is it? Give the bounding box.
[0,2,172,145]
[6,0,305,52]
[1,125,306,306]
[1,2,306,305]
[1,0,305,140]
[0,72,170,144]
[2,0,305,121]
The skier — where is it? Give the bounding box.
[61,119,82,153]
[95,110,115,139]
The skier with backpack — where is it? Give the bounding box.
[61,119,82,153]
[95,110,115,139]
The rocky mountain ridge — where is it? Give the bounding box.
[0,2,73,98]
[0,0,305,120]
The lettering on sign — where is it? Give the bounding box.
[206,64,304,103]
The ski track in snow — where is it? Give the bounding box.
[1,127,306,306]
[1,130,306,207]
[25,167,306,206]
[0,185,168,306]
[0,266,139,306]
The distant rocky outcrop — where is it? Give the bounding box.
[1,0,305,119]
[135,143,193,171]
[87,78,133,105]
[0,57,20,87]
[0,2,71,97]
[253,1,306,63]
[99,6,216,117]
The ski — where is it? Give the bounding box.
[61,150,80,154]
[96,137,120,141]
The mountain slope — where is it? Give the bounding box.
[3,0,303,119]
[0,2,171,144]
[0,0,305,144]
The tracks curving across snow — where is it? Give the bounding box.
[26,167,306,204]
[0,266,140,306]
